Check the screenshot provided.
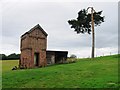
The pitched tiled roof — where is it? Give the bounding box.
[21,24,48,37]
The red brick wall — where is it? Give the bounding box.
[20,28,47,68]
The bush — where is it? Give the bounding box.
[70,54,77,58]
[66,58,77,64]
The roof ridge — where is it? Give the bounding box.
[21,24,48,37]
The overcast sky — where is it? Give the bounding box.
[1,0,118,58]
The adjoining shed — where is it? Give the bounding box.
[46,50,68,65]
[20,24,68,68]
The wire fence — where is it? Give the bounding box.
[90,52,118,58]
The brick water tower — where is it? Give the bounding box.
[20,24,48,68]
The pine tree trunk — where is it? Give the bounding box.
[92,28,95,58]
[91,7,95,58]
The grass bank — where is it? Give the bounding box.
[2,55,119,88]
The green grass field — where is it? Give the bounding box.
[2,55,119,88]
[0,60,2,89]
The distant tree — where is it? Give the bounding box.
[68,7,104,58]
[70,54,77,58]
[0,54,7,60]
[7,53,20,60]
[0,53,20,60]
[16,54,20,59]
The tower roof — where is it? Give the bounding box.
[21,24,48,37]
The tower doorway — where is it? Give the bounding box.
[34,53,39,66]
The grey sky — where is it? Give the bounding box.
[1,0,118,57]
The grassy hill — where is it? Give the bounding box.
[2,55,119,88]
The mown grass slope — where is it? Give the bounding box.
[0,60,2,89]
[2,55,119,88]
[2,60,19,72]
